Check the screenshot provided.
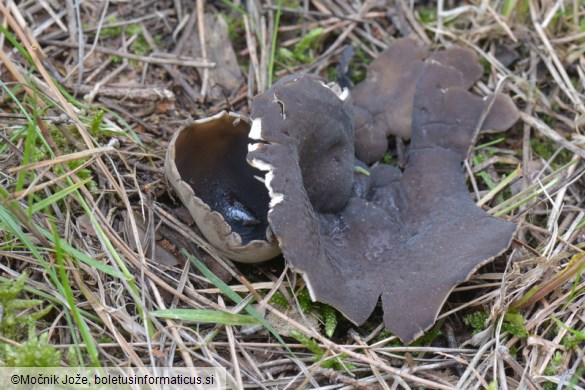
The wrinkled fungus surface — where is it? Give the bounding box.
[351,38,484,163]
[247,62,518,342]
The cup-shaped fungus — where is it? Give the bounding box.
[247,63,519,342]
[165,111,280,263]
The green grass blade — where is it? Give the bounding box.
[477,166,521,207]
[220,0,247,15]
[488,159,578,216]
[0,206,59,285]
[474,137,507,150]
[52,222,101,367]
[502,0,518,17]
[0,24,34,65]
[0,205,95,364]
[550,316,585,340]
[183,249,290,350]
[268,0,282,87]
[0,275,102,325]
[37,225,127,280]
[151,309,260,326]
[29,178,91,214]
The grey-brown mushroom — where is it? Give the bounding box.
[247,62,519,342]
[165,111,279,263]
[165,40,520,343]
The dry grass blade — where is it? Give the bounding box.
[6,146,114,174]
[520,112,585,160]
[39,39,215,68]
[0,0,583,388]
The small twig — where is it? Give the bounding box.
[69,85,174,101]
[397,0,431,45]
[7,147,115,174]
[243,14,261,93]
[218,296,244,390]
[38,0,67,32]
[520,112,585,160]
[39,39,215,68]
[497,346,540,390]
[263,4,371,22]
[196,0,209,100]
[264,306,456,390]
[316,367,378,389]
[72,0,84,95]
[529,0,585,115]
[0,47,44,106]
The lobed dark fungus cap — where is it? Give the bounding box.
[428,48,483,89]
[351,38,484,163]
[376,60,519,340]
[165,111,280,263]
[410,60,519,159]
[248,64,519,343]
[248,75,387,324]
[248,74,355,213]
[351,38,427,162]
